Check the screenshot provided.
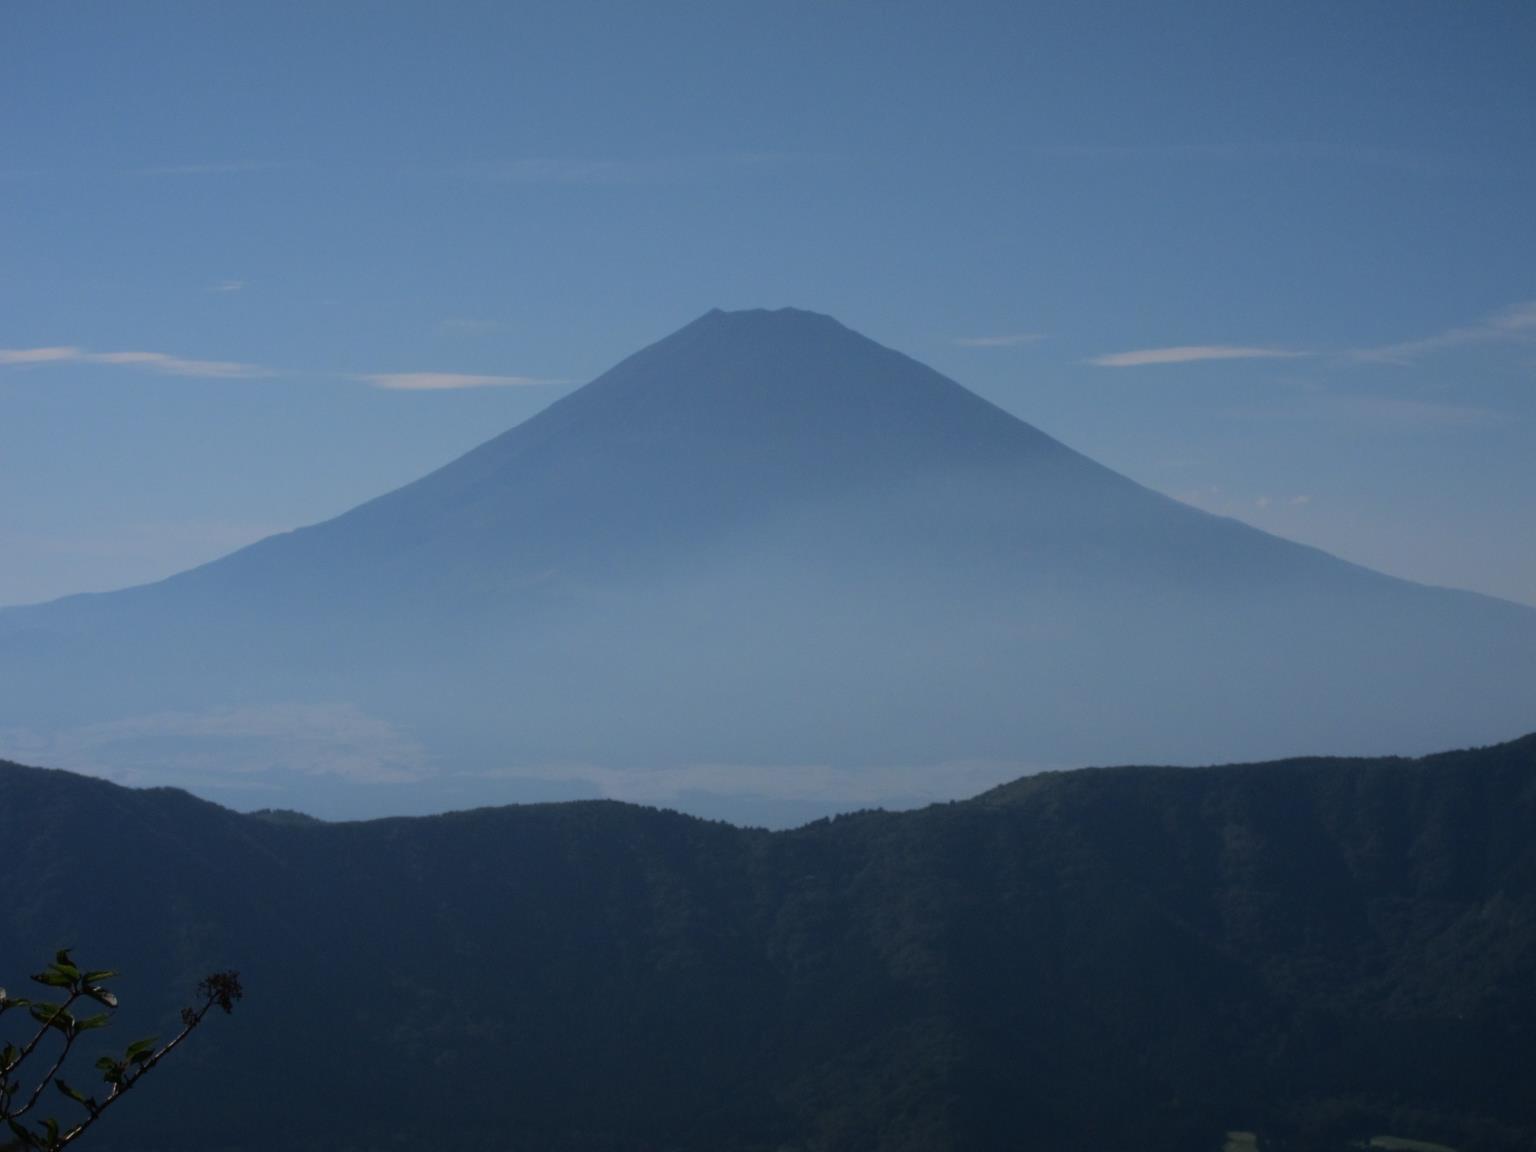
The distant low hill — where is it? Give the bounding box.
[2,308,1533,820]
[3,736,1535,1151]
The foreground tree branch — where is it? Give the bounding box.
[0,953,241,1150]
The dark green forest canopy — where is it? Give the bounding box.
[3,735,1535,1151]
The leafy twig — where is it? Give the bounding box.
[1,955,241,1151]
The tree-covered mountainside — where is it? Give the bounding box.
[3,736,1535,1151]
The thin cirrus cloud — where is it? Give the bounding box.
[0,346,563,390]
[436,317,511,336]
[355,372,565,392]
[1088,298,1536,371]
[952,333,1045,348]
[0,345,269,378]
[0,346,80,365]
[1029,142,1431,171]
[1350,299,1536,365]
[133,161,286,176]
[468,152,793,186]
[1087,345,1308,368]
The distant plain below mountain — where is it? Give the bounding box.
[2,308,1533,821]
[3,735,1535,1151]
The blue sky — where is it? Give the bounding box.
[3,0,1534,606]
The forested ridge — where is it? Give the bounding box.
[3,735,1534,1151]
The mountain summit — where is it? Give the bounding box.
[3,310,1533,820]
[299,305,1087,582]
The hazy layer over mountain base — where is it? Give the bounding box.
[5,526,1531,824]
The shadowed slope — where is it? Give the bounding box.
[3,736,1535,1151]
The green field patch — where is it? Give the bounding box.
[1222,1132,1259,1152]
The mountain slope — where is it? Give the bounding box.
[3,737,1536,1151]
[2,309,1533,818]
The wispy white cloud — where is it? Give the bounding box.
[89,351,268,378]
[356,371,564,391]
[0,346,269,378]
[1351,299,1536,365]
[134,161,284,176]
[953,333,1045,348]
[208,279,245,294]
[1086,298,1536,374]
[1,344,567,391]
[479,157,642,184]
[436,317,511,336]
[1087,345,1307,368]
[469,152,792,186]
[0,346,81,365]
[1030,141,1431,170]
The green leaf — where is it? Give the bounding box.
[80,970,118,983]
[74,1013,111,1031]
[28,969,73,989]
[82,985,118,1009]
[123,1037,158,1061]
[55,1079,88,1106]
[29,1003,74,1032]
[48,952,80,984]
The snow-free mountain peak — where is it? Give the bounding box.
[471,303,1067,473]
[2,309,1532,822]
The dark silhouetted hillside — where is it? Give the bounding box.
[3,736,1535,1150]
